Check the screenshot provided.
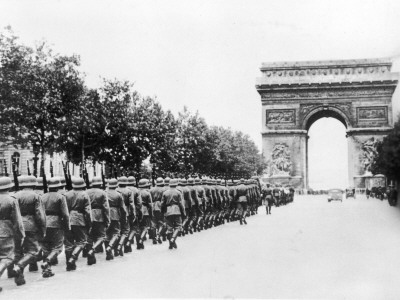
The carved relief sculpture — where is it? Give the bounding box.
[270,144,292,176]
[266,109,295,124]
[358,107,387,121]
[361,137,378,174]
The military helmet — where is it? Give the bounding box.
[108,178,118,188]
[169,178,178,187]
[0,177,13,190]
[47,177,61,189]
[156,177,164,186]
[227,180,234,186]
[36,177,44,188]
[19,175,37,187]
[127,176,136,185]
[138,178,150,188]
[118,176,128,186]
[59,177,66,186]
[91,176,103,187]
[187,178,194,185]
[195,178,201,184]
[72,177,86,189]
[164,177,171,185]
[180,178,187,186]
[216,179,221,184]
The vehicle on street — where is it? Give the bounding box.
[345,188,356,199]
[328,189,343,202]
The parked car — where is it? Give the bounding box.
[328,189,343,202]
[345,188,356,199]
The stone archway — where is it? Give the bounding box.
[256,58,399,189]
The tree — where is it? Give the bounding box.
[0,27,85,171]
[371,117,400,180]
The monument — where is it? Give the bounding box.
[256,58,399,189]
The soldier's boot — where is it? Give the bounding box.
[167,233,173,249]
[117,235,126,256]
[41,259,55,278]
[105,239,115,261]
[170,229,179,249]
[13,253,32,286]
[86,245,97,266]
[68,246,83,270]
[138,229,147,249]
[28,261,39,272]
[95,243,104,253]
[65,251,74,271]
[82,244,90,258]
[7,263,16,278]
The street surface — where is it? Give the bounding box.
[2,195,400,299]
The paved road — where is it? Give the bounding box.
[2,195,400,299]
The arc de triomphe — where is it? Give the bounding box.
[256,58,399,189]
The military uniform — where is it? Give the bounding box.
[64,177,92,271]
[264,184,273,214]
[126,176,142,251]
[40,177,70,277]
[116,176,134,255]
[137,179,153,249]
[193,178,205,231]
[236,179,248,225]
[13,175,46,286]
[0,177,24,292]
[105,179,127,260]
[177,179,192,235]
[161,179,185,249]
[86,177,110,264]
[150,178,167,243]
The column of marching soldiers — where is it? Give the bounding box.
[0,170,264,292]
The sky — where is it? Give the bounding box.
[1,0,399,188]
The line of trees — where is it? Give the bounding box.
[0,27,266,179]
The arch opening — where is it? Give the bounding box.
[307,117,349,190]
[304,107,349,131]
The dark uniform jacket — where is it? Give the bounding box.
[195,185,206,206]
[87,188,110,225]
[116,187,135,218]
[178,186,192,209]
[236,184,248,203]
[65,190,92,229]
[228,186,236,202]
[107,189,127,222]
[150,186,165,212]
[188,185,199,208]
[14,189,46,237]
[0,193,24,239]
[42,191,70,230]
[161,188,185,217]
[127,186,142,214]
[139,189,153,217]
[203,185,213,207]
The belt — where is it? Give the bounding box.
[71,209,85,214]
[46,211,61,216]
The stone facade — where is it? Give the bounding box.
[256,58,399,188]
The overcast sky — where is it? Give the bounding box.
[1,0,399,188]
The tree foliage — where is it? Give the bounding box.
[371,117,400,180]
[0,27,265,179]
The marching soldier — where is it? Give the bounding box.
[161,178,186,249]
[236,179,248,225]
[227,180,237,221]
[273,185,281,207]
[264,184,273,214]
[13,175,46,286]
[86,177,110,264]
[116,176,134,255]
[193,178,205,231]
[125,176,142,252]
[177,178,192,235]
[203,178,215,229]
[150,177,167,244]
[105,178,127,260]
[0,177,24,292]
[40,177,70,277]
[137,179,153,249]
[64,177,92,271]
